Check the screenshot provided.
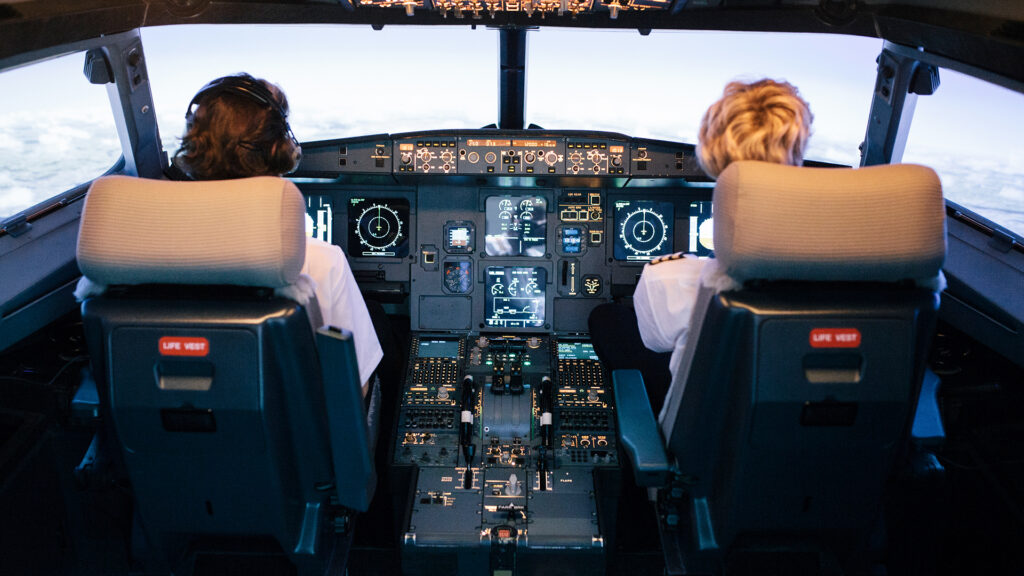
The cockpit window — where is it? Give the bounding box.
[0,52,121,222]
[142,25,499,155]
[902,69,1024,238]
[527,29,882,167]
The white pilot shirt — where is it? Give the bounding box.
[302,237,384,388]
[633,254,706,386]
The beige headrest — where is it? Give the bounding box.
[77,176,306,288]
[713,162,946,283]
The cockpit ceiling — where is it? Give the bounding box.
[0,0,1022,82]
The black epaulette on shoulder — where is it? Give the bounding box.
[650,252,686,265]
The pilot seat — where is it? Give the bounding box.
[614,161,947,575]
[76,175,376,576]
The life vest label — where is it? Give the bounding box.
[159,336,210,356]
[809,328,861,348]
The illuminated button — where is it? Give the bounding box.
[487,166,495,173]
[590,230,603,244]
[526,167,534,173]
[508,166,516,173]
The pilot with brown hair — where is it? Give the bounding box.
[172,73,384,389]
[590,79,814,412]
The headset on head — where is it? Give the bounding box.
[185,74,301,168]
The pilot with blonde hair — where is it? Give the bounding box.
[172,73,384,389]
[590,79,813,411]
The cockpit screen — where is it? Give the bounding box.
[613,200,674,262]
[485,266,546,328]
[689,201,714,257]
[557,341,599,361]
[484,195,547,257]
[417,339,460,359]
[306,195,333,244]
[347,197,410,258]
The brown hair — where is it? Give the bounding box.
[174,75,300,180]
[697,79,813,179]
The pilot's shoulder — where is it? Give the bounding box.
[650,252,687,265]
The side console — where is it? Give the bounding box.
[394,333,617,576]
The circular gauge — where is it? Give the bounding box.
[355,203,405,253]
[444,261,473,294]
[619,206,669,257]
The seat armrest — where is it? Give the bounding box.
[613,369,671,487]
[317,327,377,511]
[911,369,945,449]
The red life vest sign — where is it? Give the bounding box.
[809,328,861,348]
[158,336,210,357]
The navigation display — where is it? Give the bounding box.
[484,195,547,257]
[306,195,333,244]
[347,197,410,258]
[557,341,599,361]
[417,339,460,359]
[689,201,714,257]
[485,266,546,328]
[613,200,674,262]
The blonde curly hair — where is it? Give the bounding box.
[697,79,813,179]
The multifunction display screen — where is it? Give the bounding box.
[485,266,546,328]
[556,341,599,361]
[613,200,674,262]
[484,195,547,257]
[306,195,334,244]
[347,197,410,258]
[689,200,714,257]
[417,339,461,359]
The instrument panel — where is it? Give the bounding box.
[297,130,716,333]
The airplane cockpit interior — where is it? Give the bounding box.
[1,2,1022,576]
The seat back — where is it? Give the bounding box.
[658,162,946,569]
[77,176,374,575]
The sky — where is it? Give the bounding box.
[0,25,1021,233]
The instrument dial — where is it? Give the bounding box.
[618,206,669,257]
[443,261,473,294]
[355,203,405,253]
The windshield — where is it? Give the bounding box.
[143,25,879,168]
[529,29,881,167]
[143,25,499,155]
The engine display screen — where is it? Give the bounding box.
[613,200,674,262]
[306,195,334,244]
[347,197,410,258]
[689,201,714,257]
[417,339,461,359]
[485,267,546,328]
[484,195,547,257]
[556,341,599,361]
